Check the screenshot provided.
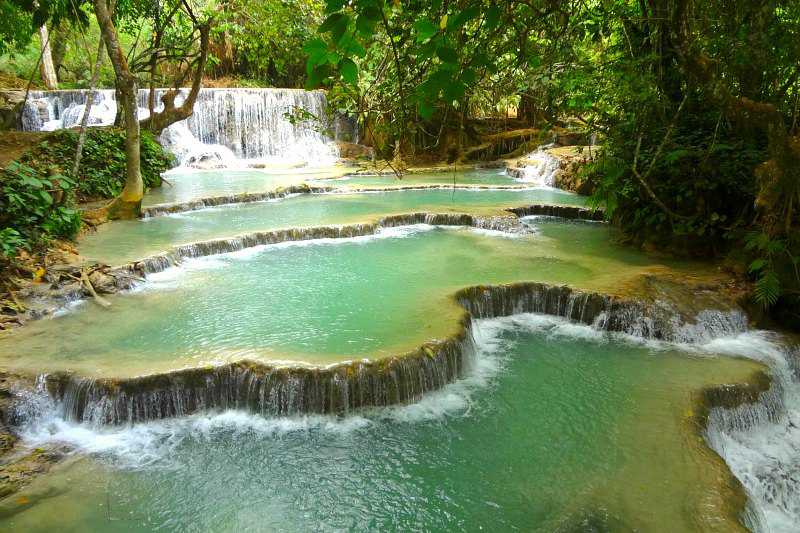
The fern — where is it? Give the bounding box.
[754,271,781,308]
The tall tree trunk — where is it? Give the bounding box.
[38,25,58,90]
[93,0,142,219]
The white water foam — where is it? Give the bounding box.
[700,333,800,533]
[514,150,560,187]
[137,224,439,287]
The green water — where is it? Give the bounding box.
[1,224,696,377]
[1,316,762,531]
[80,187,586,266]
[146,167,351,205]
[310,168,522,188]
[1,169,765,532]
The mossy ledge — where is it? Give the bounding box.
[141,184,334,217]
[507,204,605,221]
[34,280,749,425]
[1,281,775,532]
[140,182,567,217]
[123,206,599,276]
[12,206,603,325]
[117,212,527,276]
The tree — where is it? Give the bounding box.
[91,0,141,218]
[13,0,214,218]
[37,23,58,89]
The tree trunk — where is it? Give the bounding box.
[38,25,58,90]
[93,0,142,219]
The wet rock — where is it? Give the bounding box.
[508,204,605,221]
[87,270,118,294]
[0,448,67,500]
[0,91,25,131]
[336,141,374,160]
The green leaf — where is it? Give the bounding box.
[38,189,53,205]
[436,46,458,64]
[356,14,378,36]
[21,175,43,188]
[344,40,367,58]
[449,6,480,30]
[413,19,438,42]
[443,80,466,102]
[318,13,344,34]
[754,270,781,308]
[362,6,383,22]
[460,68,477,85]
[485,6,501,30]
[470,52,490,68]
[339,58,358,84]
[416,40,437,61]
[331,14,350,43]
[325,0,346,14]
[303,38,329,66]
[748,258,767,273]
[418,100,434,120]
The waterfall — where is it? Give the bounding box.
[12,280,756,429]
[19,88,339,167]
[509,204,605,222]
[703,338,800,532]
[39,319,473,424]
[117,214,527,276]
[507,150,561,186]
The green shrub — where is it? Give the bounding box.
[21,127,174,201]
[0,161,81,257]
[0,228,25,258]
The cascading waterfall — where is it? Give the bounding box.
[14,281,755,427]
[38,323,473,425]
[20,89,121,131]
[507,149,561,186]
[19,88,340,167]
[704,338,800,532]
[121,214,528,276]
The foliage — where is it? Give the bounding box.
[0,0,34,56]
[0,228,25,258]
[0,160,80,257]
[304,0,518,156]
[212,0,325,87]
[19,128,172,201]
[745,231,800,309]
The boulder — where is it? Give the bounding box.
[0,90,25,131]
[336,141,374,160]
